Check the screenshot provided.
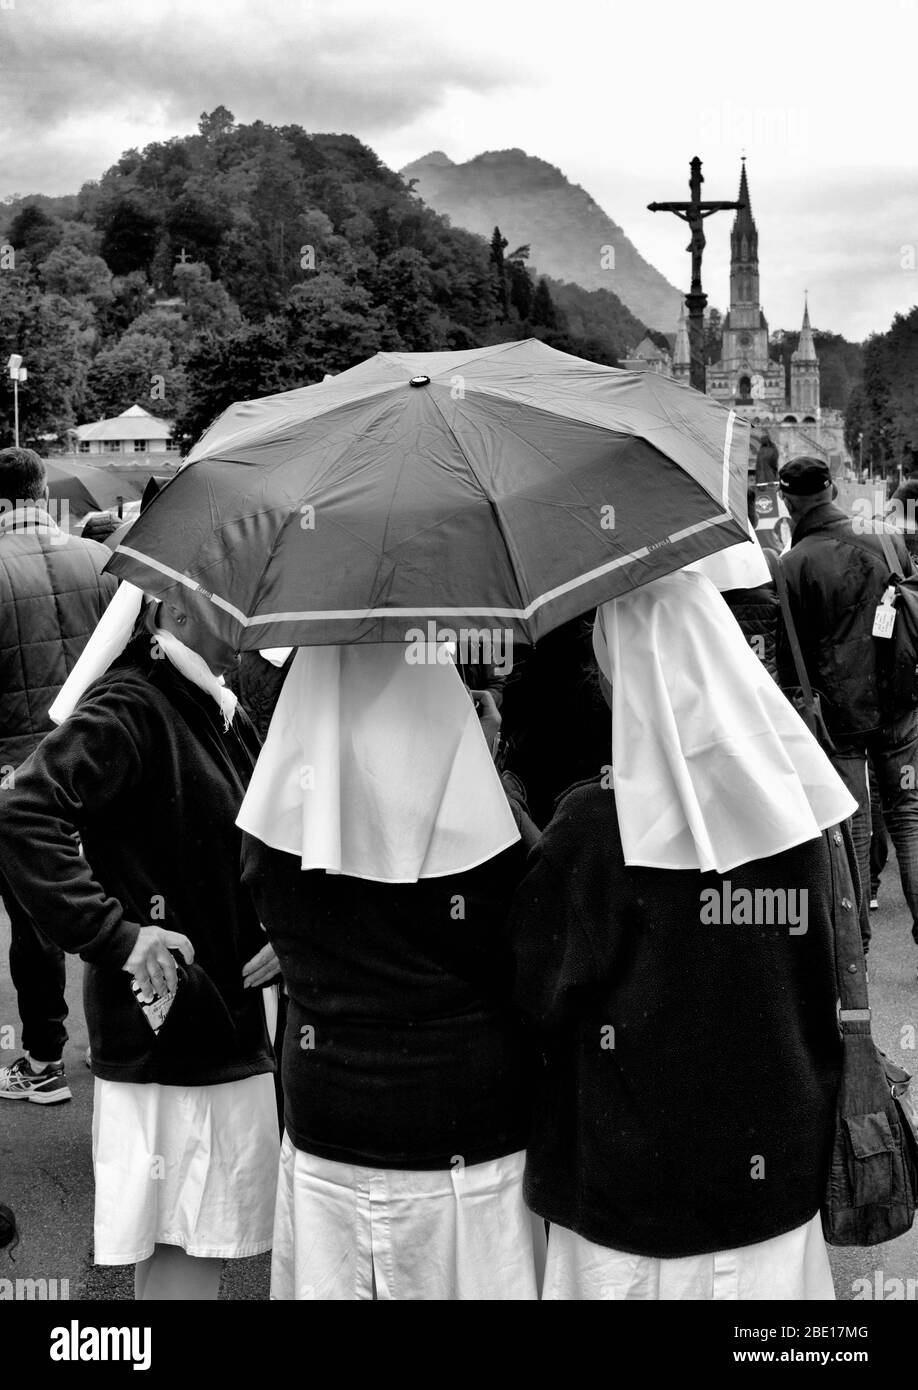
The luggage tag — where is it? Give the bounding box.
[873,586,897,639]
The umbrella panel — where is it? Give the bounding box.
[109,383,745,649]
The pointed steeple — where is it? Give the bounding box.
[790,294,820,414]
[736,158,752,225]
[792,295,817,362]
[729,159,759,312]
[731,157,757,259]
[673,302,690,371]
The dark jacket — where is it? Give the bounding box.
[500,614,610,827]
[510,779,845,1258]
[241,831,534,1170]
[0,507,117,767]
[229,650,294,741]
[723,581,781,680]
[778,502,914,738]
[0,638,274,1087]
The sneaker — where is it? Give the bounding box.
[0,1057,72,1105]
[869,897,879,911]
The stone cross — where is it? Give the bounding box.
[648,157,745,392]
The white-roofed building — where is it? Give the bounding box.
[66,405,179,460]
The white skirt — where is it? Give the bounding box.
[270,1135,546,1300]
[541,1213,836,1300]
[92,1074,280,1265]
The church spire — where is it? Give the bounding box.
[792,295,817,362]
[736,158,752,224]
[731,158,757,257]
[729,159,759,311]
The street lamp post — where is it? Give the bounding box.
[7,354,27,447]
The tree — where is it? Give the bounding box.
[505,244,534,322]
[164,192,231,277]
[490,227,509,320]
[98,196,161,276]
[8,204,63,266]
[0,269,89,443]
[531,277,558,330]
[103,271,154,337]
[198,107,236,143]
[372,249,442,349]
[39,245,114,312]
[546,278,648,362]
[284,273,385,375]
[842,312,918,479]
[86,331,185,422]
[176,319,294,444]
[172,261,241,336]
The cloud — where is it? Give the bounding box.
[1,0,915,339]
[0,0,523,194]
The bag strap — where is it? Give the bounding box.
[876,527,903,581]
[766,548,816,709]
[826,822,871,1025]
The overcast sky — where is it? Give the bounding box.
[1,0,915,341]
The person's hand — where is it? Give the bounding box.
[470,688,502,759]
[242,942,280,989]
[123,926,193,999]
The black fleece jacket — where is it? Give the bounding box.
[510,779,845,1258]
[242,833,533,1169]
[0,638,274,1086]
[778,503,914,738]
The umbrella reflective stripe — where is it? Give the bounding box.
[117,504,735,628]
[107,340,749,648]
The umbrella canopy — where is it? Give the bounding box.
[106,340,750,649]
[44,459,143,523]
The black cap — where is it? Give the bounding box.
[778,456,832,496]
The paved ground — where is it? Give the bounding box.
[1,861,916,1302]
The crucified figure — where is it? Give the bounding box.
[648,157,745,391]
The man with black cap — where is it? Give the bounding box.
[778,455,918,959]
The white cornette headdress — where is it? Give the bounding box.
[49,582,238,730]
[592,569,857,873]
[236,643,520,882]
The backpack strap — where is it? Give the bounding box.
[836,523,907,582]
[767,548,816,711]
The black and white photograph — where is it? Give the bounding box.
[1,0,917,1361]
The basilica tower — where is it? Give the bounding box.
[790,298,820,416]
[705,161,784,408]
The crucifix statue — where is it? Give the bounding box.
[648,157,745,392]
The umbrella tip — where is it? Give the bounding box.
[409,375,431,388]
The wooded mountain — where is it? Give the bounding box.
[400,149,684,332]
[0,113,652,448]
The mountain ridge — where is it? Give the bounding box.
[401,148,684,332]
